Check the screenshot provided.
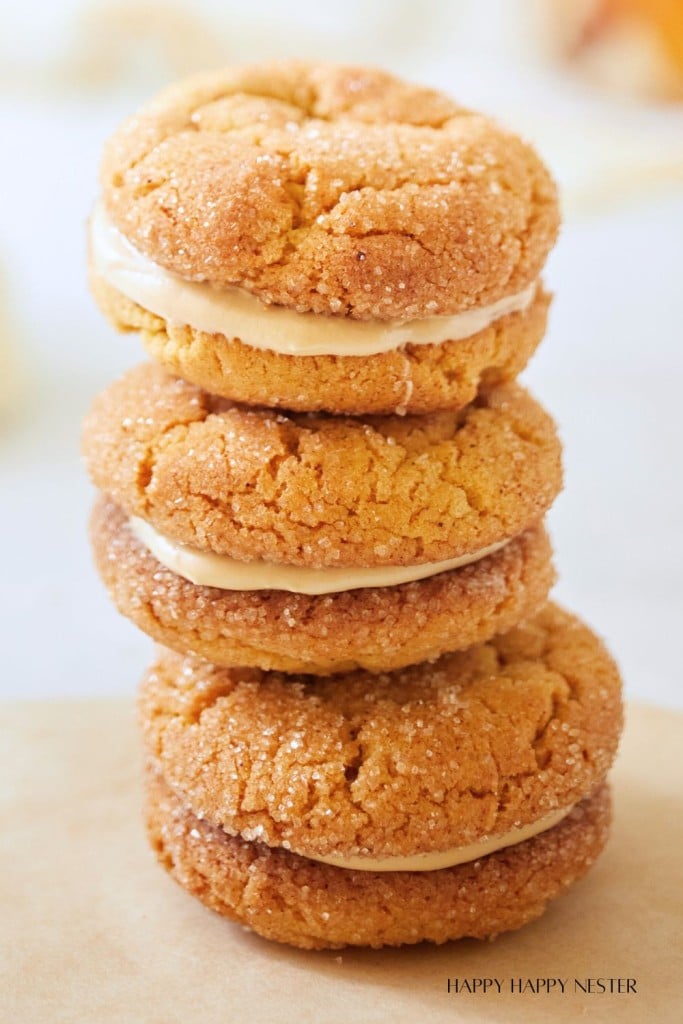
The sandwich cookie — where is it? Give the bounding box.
[147,772,610,950]
[91,61,559,415]
[91,496,554,673]
[83,362,562,672]
[140,604,622,948]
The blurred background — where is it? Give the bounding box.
[1,0,682,705]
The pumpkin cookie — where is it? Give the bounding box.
[81,362,562,569]
[90,61,559,414]
[139,604,622,862]
[90,496,555,674]
[147,771,611,949]
[89,257,552,416]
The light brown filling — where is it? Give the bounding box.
[91,203,538,357]
[130,517,508,595]
[305,806,574,872]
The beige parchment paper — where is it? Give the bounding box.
[3,700,682,1023]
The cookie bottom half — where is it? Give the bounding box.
[91,270,551,416]
[91,497,555,674]
[146,772,611,950]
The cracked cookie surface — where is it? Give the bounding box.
[139,605,622,860]
[91,497,555,674]
[101,61,559,320]
[81,362,562,567]
[146,770,611,949]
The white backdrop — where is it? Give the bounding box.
[1,0,682,705]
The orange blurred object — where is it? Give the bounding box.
[606,1,683,69]
[559,0,683,100]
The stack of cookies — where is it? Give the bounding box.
[82,62,623,950]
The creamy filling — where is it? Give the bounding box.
[306,805,573,873]
[129,517,507,595]
[90,203,538,357]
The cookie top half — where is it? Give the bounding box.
[140,604,622,863]
[81,363,562,568]
[100,61,559,320]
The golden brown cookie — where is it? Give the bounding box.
[89,263,552,416]
[91,496,555,674]
[139,605,622,861]
[81,362,562,568]
[100,61,559,318]
[146,770,611,949]
[91,61,560,414]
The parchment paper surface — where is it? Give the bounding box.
[3,700,682,1023]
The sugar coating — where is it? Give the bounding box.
[91,497,555,674]
[138,604,622,861]
[100,61,559,320]
[90,269,551,416]
[146,771,611,950]
[81,362,563,568]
